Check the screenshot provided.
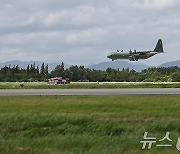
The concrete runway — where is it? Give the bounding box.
[0,88,180,96]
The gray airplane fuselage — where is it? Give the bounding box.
[107,39,164,61]
[107,51,158,61]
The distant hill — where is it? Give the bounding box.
[0,60,70,72]
[87,61,150,72]
[158,60,180,67]
[1,60,180,73]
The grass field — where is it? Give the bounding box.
[0,96,180,153]
[0,82,180,89]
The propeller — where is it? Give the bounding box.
[129,49,132,54]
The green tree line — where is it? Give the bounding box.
[0,62,180,82]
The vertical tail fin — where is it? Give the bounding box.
[154,39,163,52]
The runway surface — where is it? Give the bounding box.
[0,88,180,96]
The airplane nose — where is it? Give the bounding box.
[107,54,112,59]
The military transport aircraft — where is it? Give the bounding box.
[107,39,164,61]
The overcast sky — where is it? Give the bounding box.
[0,0,180,66]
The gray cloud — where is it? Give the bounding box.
[0,0,180,65]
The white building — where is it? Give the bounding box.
[48,77,70,85]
